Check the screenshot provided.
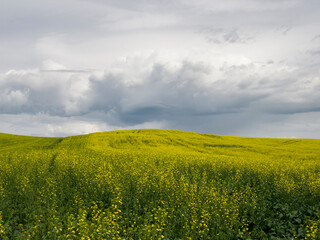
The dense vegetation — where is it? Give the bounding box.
[0,129,320,239]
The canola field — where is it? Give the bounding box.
[0,129,320,239]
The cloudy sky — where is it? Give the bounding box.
[1,0,320,138]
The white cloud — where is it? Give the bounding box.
[0,113,167,137]
[0,89,29,112]
[42,59,67,71]
[0,67,92,116]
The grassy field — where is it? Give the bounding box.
[0,129,320,239]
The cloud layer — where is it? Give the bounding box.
[1,0,320,137]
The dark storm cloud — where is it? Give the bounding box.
[2,55,318,122]
[88,57,320,129]
[84,61,268,125]
[1,53,320,137]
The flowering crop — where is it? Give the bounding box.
[0,129,320,239]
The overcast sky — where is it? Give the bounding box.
[1,0,320,138]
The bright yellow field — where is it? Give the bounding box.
[0,129,320,239]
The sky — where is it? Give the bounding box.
[1,0,320,138]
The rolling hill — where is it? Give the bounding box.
[0,129,320,239]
